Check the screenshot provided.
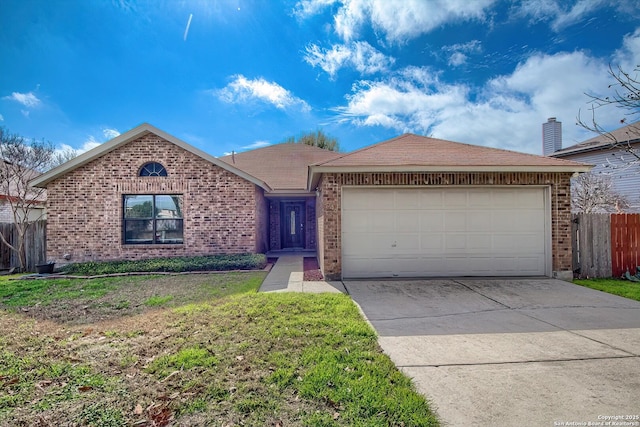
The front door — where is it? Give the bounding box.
[282,202,305,248]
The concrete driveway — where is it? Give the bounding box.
[345,279,640,427]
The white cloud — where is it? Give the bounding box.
[294,0,496,43]
[242,140,271,150]
[217,75,310,112]
[614,28,640,72]
[304,41,394,78]
[0,114,4,121]
[57,137,101,157]
[79,136,103,152]
[305,0,496,43]
[333,47,633,154]
[3,91,41,108]
[293,0,339,19]
[515,0,640,32]
[223,140,272,156]
[550,0,604,31]
[442,40,482,67]
[102,128,121,140]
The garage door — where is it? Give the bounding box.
[342,187,549,278]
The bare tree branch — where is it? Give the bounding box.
[0,127,74,271]
[572,173,628,213]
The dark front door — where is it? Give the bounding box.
[282,202,305,248]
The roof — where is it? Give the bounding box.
[30,123,271,191]
[220,143,341,192]
[551,122,640,157]
[309,133,591,190]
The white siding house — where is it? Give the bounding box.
[550,122,640,212]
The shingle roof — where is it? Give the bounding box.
[315,133,590,168]
[219,143,342,191]
[551,122,640,157]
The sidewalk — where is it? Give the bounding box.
[259,254,346,294]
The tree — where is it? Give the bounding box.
[283,130,339,151]
[577,64,640,168]
[571,173,628,213]
[0,127,72,271]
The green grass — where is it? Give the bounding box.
[0,275,117,306]
[573,278,640,301]
[176,292,439,426]
[0,349,115,413]
[0,274,438,426]
[144,295,174,306]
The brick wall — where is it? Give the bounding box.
[318,171,574,280]
[45,133,261,263]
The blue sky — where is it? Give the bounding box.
[1,0,639,157]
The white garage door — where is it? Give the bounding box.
[342,187,549,278]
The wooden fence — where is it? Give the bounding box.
[0,220,47,272]
[572,213,640,278]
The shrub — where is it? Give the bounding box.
[60,253,267,276]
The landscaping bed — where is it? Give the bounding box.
[59,253,267,276]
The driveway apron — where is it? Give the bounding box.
[345,279,640,427]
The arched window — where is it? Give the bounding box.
[139,162,167,177]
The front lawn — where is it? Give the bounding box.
[573,278,640,302]
[0,273,439,426]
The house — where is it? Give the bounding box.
[0,160,46,223]
[31,123,589,281]
[549,121,640,211]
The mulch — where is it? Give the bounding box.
[303,257,324,281]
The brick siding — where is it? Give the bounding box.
[45,133,262,263]
[317,172,574,280]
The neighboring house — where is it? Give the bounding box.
[549,122,640,211]
[0,160,46,223]
[31,123,589,281]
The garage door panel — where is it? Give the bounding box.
[395,233,421,251]
[397,212,419,232]
[517,190,542,207]
[468,212,494,231]
[515,212,545,231]
[444,191,468,207]
[493,190,518,207]
[371,212,396,231]
[420,234,444,251]
[342,191,371,210]
[396,190,420,208]
[445,212,467,231]
[466,234,493,250]
[420,191,444,209]
[420,212,445,231]
[468,190,494,206]
[342,232,394,254]
[445,234,467,251]
[342,187,548,278]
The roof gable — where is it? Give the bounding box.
[551,122,640,157]
[30,123,270,191]
[220,143,341,192]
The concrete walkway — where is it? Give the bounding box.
[259,254,345,294]
[346,278,640,427]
